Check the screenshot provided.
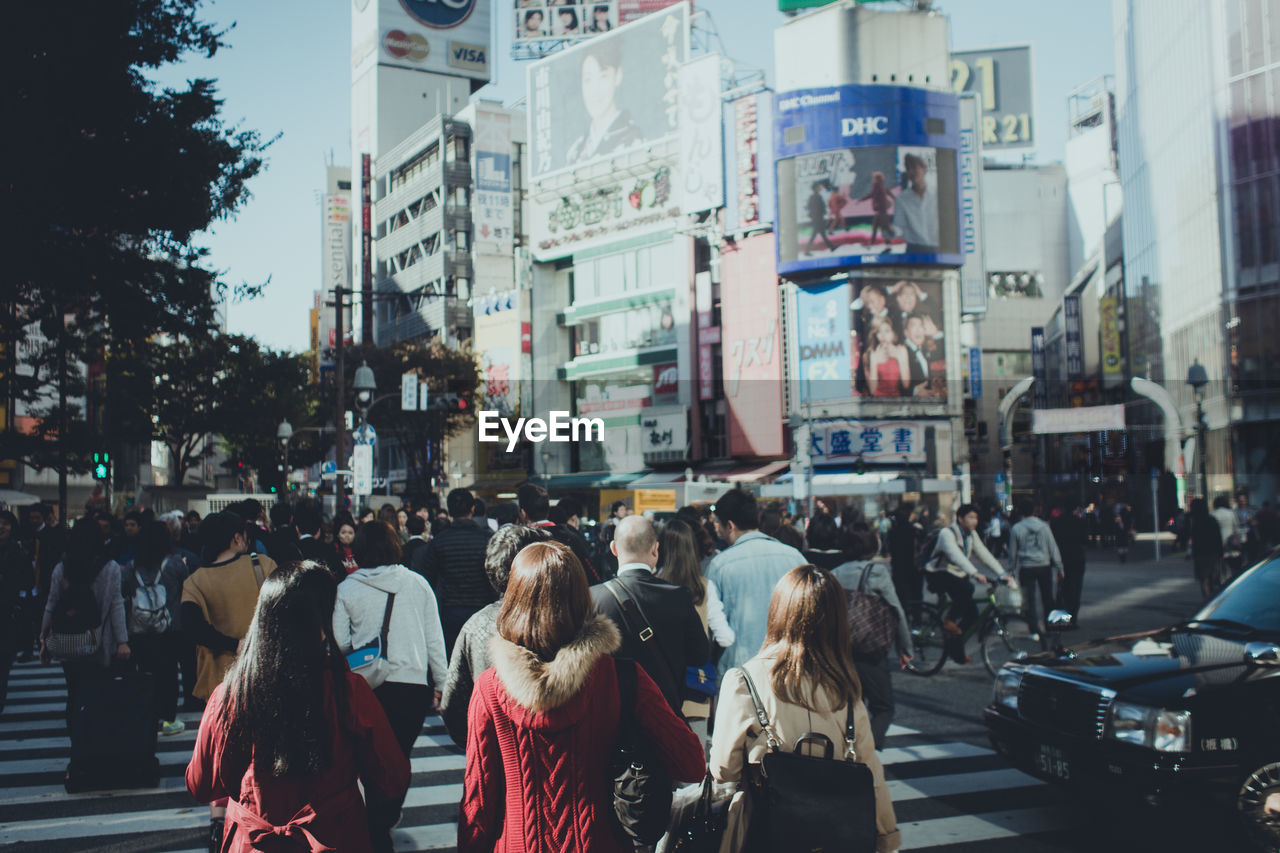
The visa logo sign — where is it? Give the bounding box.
[448,40,487,71]
[841,116,889,136]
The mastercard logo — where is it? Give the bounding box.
[384,29,429,62]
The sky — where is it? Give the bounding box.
[166,0,1115,352]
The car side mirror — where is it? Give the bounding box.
[1243,642,1280,667]
[1047,610,1074,631]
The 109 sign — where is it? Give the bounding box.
[399,0,475,29]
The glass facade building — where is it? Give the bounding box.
[1114,0,1280,501]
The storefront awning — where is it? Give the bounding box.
[531,472,646,491]
[760,470,960,498]
[628,471,686,486]
[724,460,791,483]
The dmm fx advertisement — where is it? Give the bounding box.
[774,85,963,276]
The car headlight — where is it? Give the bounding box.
[992,667,1023,711]
[1105,701,1192,752]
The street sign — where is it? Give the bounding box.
[419,382,429,411]
[322,461,337,475]
[352,445,373,496]
[968,348,983,399]
[401,372,418,411]
[354,423,377,445]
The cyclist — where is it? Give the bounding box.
[924,504,1017,664]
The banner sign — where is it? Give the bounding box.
[723,91,775,233]
[968,347,982,399]
[1032,405,1125,435]
[679,54,724,214]
[1031,326,1047,409]
[474,106,514,253]
[1064,293,1084,380]
[808,419,927,465]
[958,94,987,314]
[1100,297,1123,386]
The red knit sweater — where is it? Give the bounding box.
[458,644,704,852]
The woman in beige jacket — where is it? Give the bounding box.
[709,564,900,853]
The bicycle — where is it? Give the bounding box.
[903,582,1043,677]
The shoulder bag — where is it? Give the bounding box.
[738,668,878,853]
[846,562,898,658]
[669,772,727,852]
[609,658,674,845]
[603,578,680,703]
[345,581,396,688]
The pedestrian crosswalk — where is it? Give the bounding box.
[0,660,1076,851]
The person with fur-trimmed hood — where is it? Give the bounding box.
[458,541,704,852]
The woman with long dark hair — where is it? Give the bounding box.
[187,561,409,852]
[458,541,704,852]
[40,519,129,720]
[710,564,899,852]
[658,518,734,737]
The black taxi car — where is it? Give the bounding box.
[984,551,1280,847]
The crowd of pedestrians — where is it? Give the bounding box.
[6,482,1277,851]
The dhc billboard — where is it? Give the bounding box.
[773,85,963,276]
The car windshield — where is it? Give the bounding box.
[1192,555,1280,635]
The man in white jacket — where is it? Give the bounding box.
[925,503,1014,664]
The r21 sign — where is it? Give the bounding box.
[950,46,1035,152]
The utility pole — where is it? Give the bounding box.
[57,310,68,527]
[334,286,347,513]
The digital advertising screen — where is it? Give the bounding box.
[774,85,962,276]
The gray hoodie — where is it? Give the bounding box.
[1009,516,1063,573]
[333,564,448,688]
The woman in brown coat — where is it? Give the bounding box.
[710,564,900,852]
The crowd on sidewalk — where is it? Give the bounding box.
[2,482,1276,852]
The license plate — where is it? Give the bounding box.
[1035,744,1072,781]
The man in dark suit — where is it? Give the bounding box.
[414,488,493,655]
[903,313,931,391]
[293,501,344,581]
[590,515,708,715]
[263,502,302,565]
[517,483,600,583]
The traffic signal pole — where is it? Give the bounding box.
[334,285,347,513]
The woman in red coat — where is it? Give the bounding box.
[187,561,409,853]
[458,541,705,852]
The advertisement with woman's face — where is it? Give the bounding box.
[526,5,687,180]
[851,278,946,400]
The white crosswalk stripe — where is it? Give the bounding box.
[0,660,1072,851]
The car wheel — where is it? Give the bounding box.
[1237,761,1280,851]
[902,601,946,676]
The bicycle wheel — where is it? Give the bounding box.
[981,612,1044,676]
[903,601,947,676]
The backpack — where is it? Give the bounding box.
[128,568,171,636]
[915,526,943,571]
[47,576,104,661]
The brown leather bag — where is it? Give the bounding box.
[846,562,898,657]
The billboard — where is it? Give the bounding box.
[721,234,785,457]
[950,46,1034,152]
[526,5,688,181]
[353,0,492,83]
[513,1,687,51]
[795,275,950,403]
[474,107,514,254]
[1100,297,1123,386]
[773,85,962,275]
[724,91,775,233]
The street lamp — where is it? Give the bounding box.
[276,419,293,492]
[1186,359,1209,500]
[353,362,377,414]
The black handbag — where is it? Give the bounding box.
[609,658,674,845]
[739,668,878,853]
[669,772,726,852]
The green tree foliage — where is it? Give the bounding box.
[330,341,480,497]
[2,1,271,476]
